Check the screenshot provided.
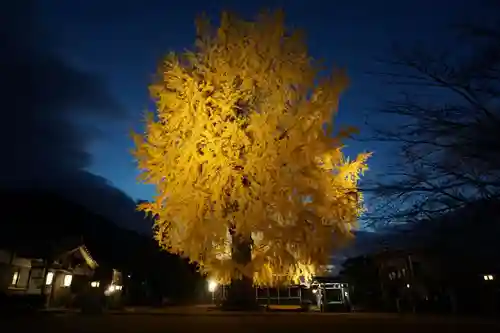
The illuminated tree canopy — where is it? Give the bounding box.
[133,10,370,286]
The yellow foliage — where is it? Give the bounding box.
[133,10,371,286]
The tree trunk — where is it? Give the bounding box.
[223,233,260,311]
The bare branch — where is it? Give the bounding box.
[365,17,500,227]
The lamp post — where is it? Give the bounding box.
[207,280,218,304]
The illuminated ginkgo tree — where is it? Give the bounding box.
[133,10,370,306]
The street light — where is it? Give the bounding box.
[207,279,217,304]
[208,280,217,292]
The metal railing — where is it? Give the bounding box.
[255,286,303,305]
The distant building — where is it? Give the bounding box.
[341,199,500,315]
[0,243,123,309]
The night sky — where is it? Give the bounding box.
[4,0,483,232]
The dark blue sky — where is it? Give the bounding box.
[37,0,474,202]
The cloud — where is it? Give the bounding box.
[0,2,150,233]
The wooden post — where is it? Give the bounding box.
[407,254,416,313]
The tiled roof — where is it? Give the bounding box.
[78,245,99,270]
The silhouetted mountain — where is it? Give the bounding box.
[50,172,153,234]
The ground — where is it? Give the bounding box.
[4,312,499,333]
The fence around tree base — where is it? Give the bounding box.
[213,280,351,312]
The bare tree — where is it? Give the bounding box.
[365,6,500,226]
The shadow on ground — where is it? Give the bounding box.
[3,312,499,333]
